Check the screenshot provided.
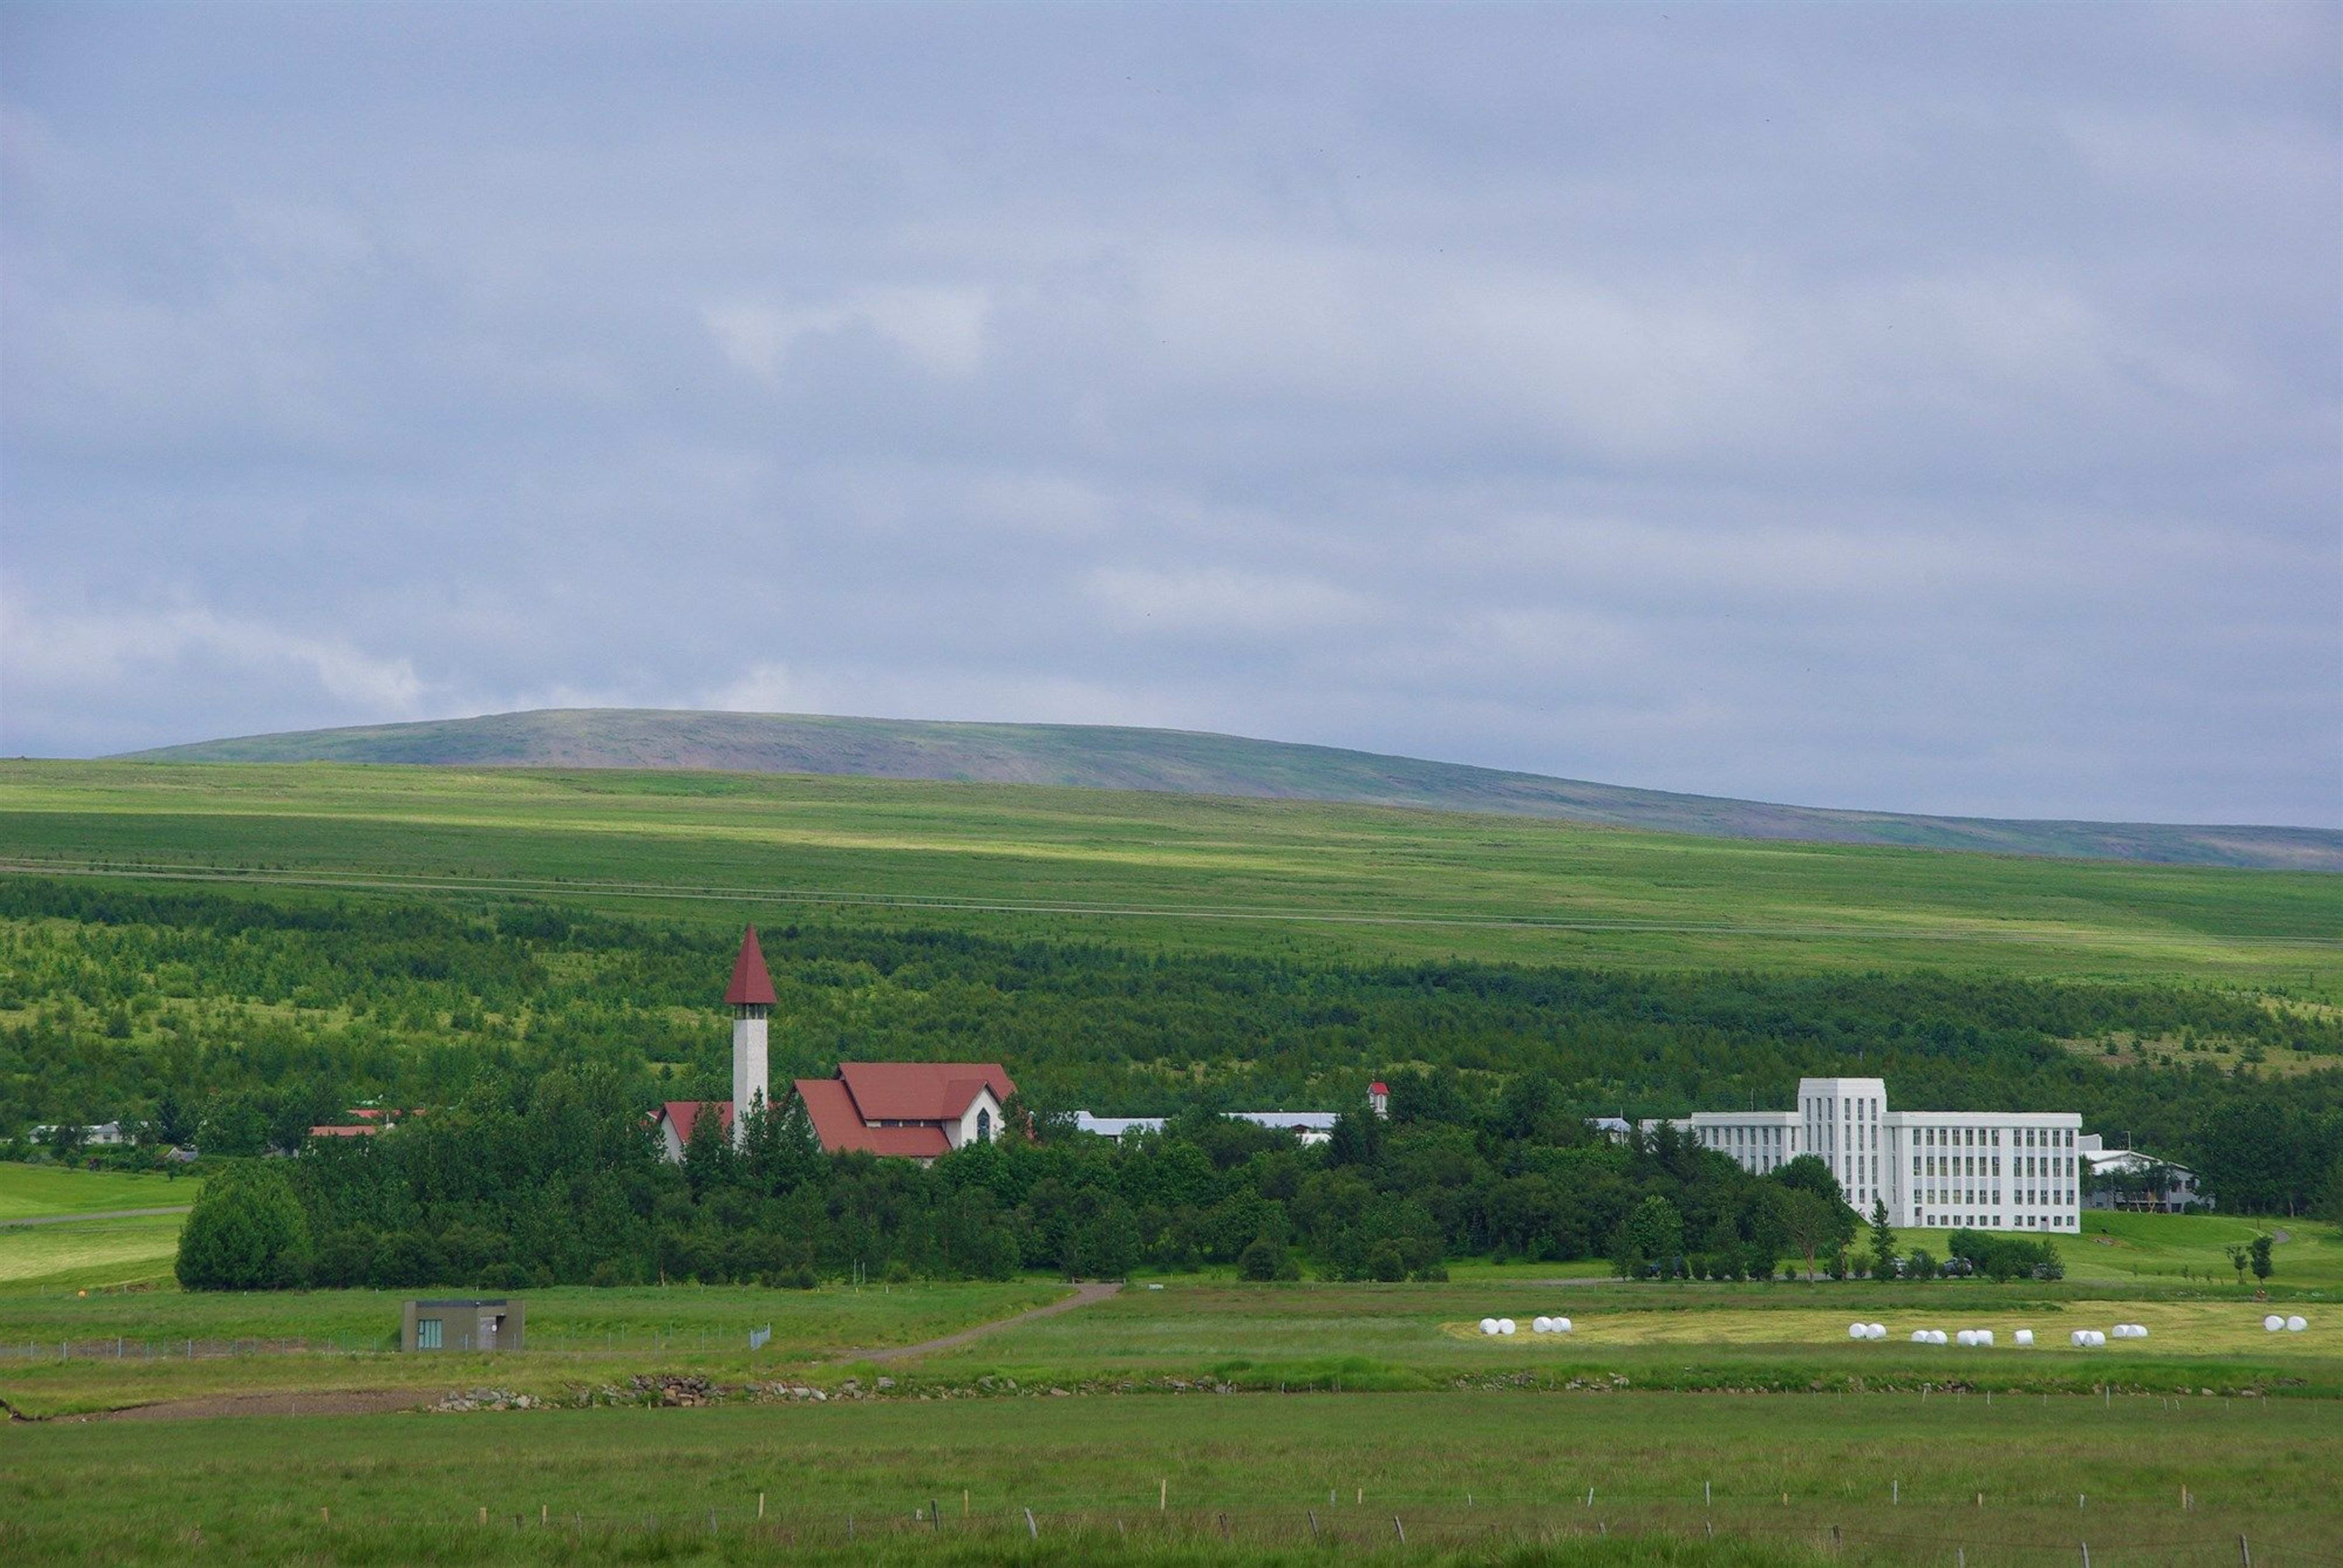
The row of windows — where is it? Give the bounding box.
[1917,1126,2075,1151]
[1917,1213,2074,1229]
[1913,1154,2075,1179]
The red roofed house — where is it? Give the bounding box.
[793,1062,1017,1164]
[652,927,1017,1166]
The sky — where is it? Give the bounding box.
[2,2,2337,827]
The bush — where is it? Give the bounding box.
[175,1163,312,1290]
[1237,1235,1289,1282]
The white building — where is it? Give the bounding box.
[1074,1110,1341,1146]
[1656,1077,2084,1234]
[2078,1135,2210,1212]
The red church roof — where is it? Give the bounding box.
[658,1100,734,1141]
[835,1062,1015,1122]
[794,1078,953,1159]
[724,926,777,1006]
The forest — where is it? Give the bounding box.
[4,875,2341,1218]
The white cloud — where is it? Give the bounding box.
[704,285,990,381]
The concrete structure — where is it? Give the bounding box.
[1074,1110,1340,1146]
[796,1062,1015,1163]
[2079,1135,2211,1212]
[1655,1077,2083,1233]
[402,1298,524,1352]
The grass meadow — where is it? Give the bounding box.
[0,1162,198,1221]
[2,1383,2336,1566]
[2,761,2337,984]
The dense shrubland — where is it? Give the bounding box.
[3,876,2340,1219]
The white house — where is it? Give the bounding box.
[1653,1077,2084,1234]
[2078,1135,2210,1212]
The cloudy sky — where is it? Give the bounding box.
[4,2,2336,825]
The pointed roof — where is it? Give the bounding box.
[724,925,777,1006]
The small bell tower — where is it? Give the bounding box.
[724,925,777,1146]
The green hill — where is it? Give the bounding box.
[117,708,2339,871]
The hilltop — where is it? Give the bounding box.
[116,708,2340,871]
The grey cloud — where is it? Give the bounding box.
[2,2,2335,824]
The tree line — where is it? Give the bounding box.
[5,876,2341,1217]
[176,1062,2062,1292]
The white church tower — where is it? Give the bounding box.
[724,925,776,1147]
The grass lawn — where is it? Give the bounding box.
[4,760,2337,984]
[0,1279,1068,1415]
[2056,1210,2343,1288]
[0,1161,198,1221]
[1,1384,2334,1565]
[0,1212,184,1290]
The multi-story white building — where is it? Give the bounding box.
[1655,1077,2083,1234]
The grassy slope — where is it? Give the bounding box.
[113,708,2343,871]
[2,761,2337,987]
[0,1213,183,1289]
[0,1163,198,1221]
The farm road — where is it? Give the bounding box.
[0,1206,192,1228]
[840,1281,1120,1364]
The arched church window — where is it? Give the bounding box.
[976,1108,992,1142]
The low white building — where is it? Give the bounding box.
[2078,1135,2210,1212]
[1654,1077,2084,1234]
[1075,1110,1341,1146]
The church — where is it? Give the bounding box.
[653,926,1015,1166]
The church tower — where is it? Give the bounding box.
[724,925,777,1146]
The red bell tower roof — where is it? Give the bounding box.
[724,925,778,1006]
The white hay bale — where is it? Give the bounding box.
[1955,1329,1976,1347]
[2286,1315,2307,1332]
[2071,1329,2090,1347]
[1929,1329,1949,1345]
[2087,1330,2107,1347]
[2014,1329,2034,1347]
[1552,1317,1572,1333]
[1867,1323,1887,1340]
[1912,1329,1932,1343]
[1480,1317,1499,1336]
[2265,1315,2286,1332]
[1977,1329,1995,1347]
[1850,1322,1870,1340]
[1498,1318,1516,1336]
[1534,1316,1552,1334]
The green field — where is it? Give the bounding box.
[2,761,2337,984]
[2,1374,2335,1565]
[0,1212,183,1291]
[0,1161,196,1221]
[2062,1210,2343,1287]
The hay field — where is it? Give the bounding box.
[0,1162,197,1221]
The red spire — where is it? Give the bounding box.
[724,925,777,1006]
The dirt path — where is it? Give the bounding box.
[0,1206,192,1228]
[840,1281,1121,1364]
[58,1388,428,1423]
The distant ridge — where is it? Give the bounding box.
[115,708,2342,872]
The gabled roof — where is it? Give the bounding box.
[658,1100,734,1140]
[724,926,777,1007]
[795,1078,952,1158]
[835,1062,1013,1123]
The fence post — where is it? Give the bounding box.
[930,1500,940,1533]
[1025,1508,1038,1540]
[2082,1543,2091,1568]
[1392,1516,1405,1544]
[2240,1534,2252,1568]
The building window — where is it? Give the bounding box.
[417,1318,442,1350]
[976,1107,992,1142]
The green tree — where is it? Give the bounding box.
[176,1164,312,1290]
[2224,1243,2251,1285]
[198,1094,270,1158]
[1237,1234,1288,1282]
[153,1088,196,1148]
[1772,1187,1843,1281]
[2249,1234,2274,1282]
[1868,1198,1895,1273]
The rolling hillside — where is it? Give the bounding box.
[118,708,2340,871]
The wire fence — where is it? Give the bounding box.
[120,1500,2343,1565]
